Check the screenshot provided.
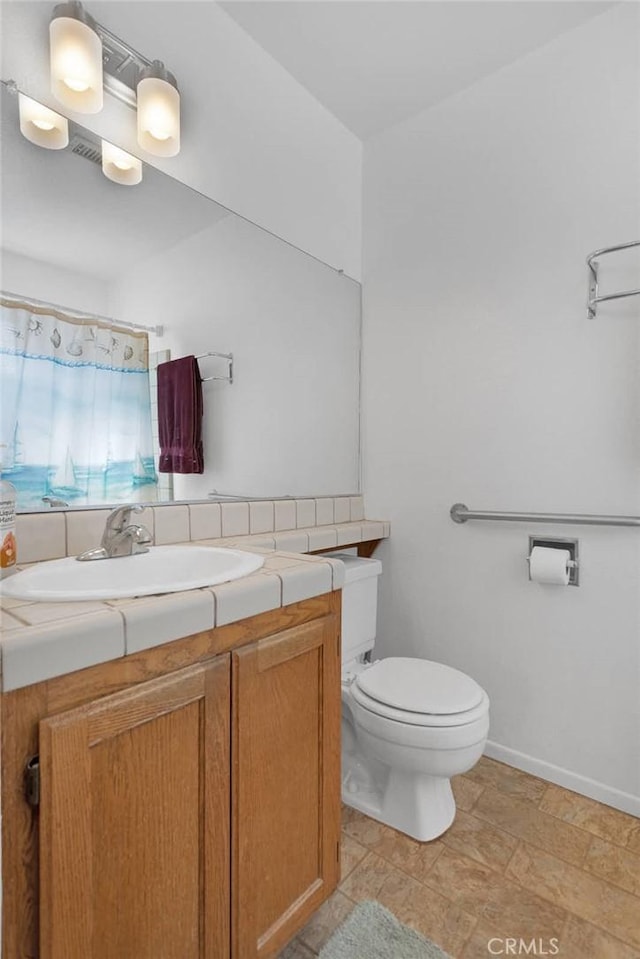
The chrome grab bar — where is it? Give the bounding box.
[450,503,640,528]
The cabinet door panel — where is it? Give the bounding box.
[232,608,341,959]
[38,658,230,959]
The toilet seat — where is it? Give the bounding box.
[351,657,488,728]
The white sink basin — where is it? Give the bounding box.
[1,546,265,602]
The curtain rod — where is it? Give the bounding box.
[0,291,164,337]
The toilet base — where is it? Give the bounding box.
[342,753,456,842]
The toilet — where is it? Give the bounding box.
[337,553,489,842]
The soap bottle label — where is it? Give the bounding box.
[0,483,17,574]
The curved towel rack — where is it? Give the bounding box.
[587,240,640,318]
[450,503,640,528]
[196,351,233,384]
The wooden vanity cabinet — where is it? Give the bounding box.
[1,593,341,959]
[232,617,341,958]
[38,657,231,959]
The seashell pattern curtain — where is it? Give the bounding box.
[0,297,158,509]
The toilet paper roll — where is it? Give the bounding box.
[529,546,571,586]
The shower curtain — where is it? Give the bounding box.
[0,297,157,509]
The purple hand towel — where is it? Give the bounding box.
[157,355,204,473]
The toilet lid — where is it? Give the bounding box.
[355,658,484,715]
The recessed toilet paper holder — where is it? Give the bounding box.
[528,536,579,587]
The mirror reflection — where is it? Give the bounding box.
[0,84,361,511]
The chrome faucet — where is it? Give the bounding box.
[76,504,153,561]
[42,496,69,508]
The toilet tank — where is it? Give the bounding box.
[331,554,382,662]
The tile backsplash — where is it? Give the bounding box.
[14,496,367,564]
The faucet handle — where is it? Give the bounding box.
[129,524,153,554]
[132,525,153,545]
[102,504,144,539]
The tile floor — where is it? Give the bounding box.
[279,757,640,958]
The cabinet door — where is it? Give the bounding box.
[38,657,231,959]
[232,610,341,959]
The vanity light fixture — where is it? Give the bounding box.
[101,140,143,186]
[48,2,181,156]
[18,93,69,149]
[136,61,180,158]
[49,1,103,114]
[16,3,181,164]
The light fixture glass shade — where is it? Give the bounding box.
[18,93,69,149]
[137,75,180,157]
[101,140,143,186]
[50,11,103,113]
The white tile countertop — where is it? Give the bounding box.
[0,506,389,692]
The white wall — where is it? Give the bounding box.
[0,1,362,280]
[1,249,109,315]
[362,4,640,812]
[110,212,361,499]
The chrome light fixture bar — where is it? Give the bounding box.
[49,1,180,157]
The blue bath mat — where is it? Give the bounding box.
[318,899,451,959]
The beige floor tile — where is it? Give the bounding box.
[278,937,317,958]
[464,758,548,804]
[339,849,399,901]
[340,834,368,882]
[452,775,485,812]
[342,809,443,883]
[341,806,400,847]
[584,836,640,897]
[441,809,518,873]
[437,904,479,959]
[341,803,366,828]
[423,847,567,940]
[461,924,497,959]
[347,853,476,959]
[560,914,640,959]
[297,890,354,954]
[335,776,640,957]
[506,842,640,949]
[539,784,640,848]
[473,786,591,867]
[627,828,640,857]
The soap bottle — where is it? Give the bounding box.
[0,479,17,577]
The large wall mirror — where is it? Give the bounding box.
[0,84,361,512]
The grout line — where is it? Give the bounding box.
[467,794,594,868]
[502,837,524,877]
[566,912,640,954]
[460,775,485,812]
[338,838,368,883]
[341,825,449,896]
[116,608,128,655]
[535,800,640,853]
[457,912,480,959]
[536,781,552,809]
[501,838,640,947]
[464,801,610,875]
[470,763,638,854]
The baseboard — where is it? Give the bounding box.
[484,739,640,818]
